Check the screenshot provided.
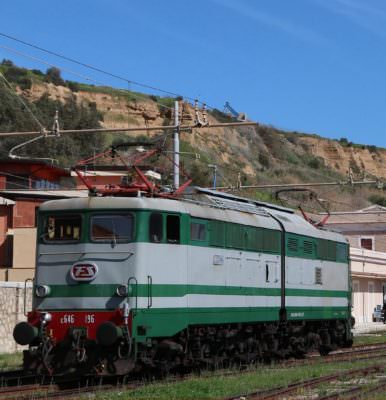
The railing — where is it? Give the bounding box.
[127,276,138,311]
[147,275,153,308]
[39,250,135,256]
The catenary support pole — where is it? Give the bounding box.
[208,164,217,189]
[173,101,180,189]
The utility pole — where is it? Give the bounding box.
[208,164,218,189]
[173,100,180,189]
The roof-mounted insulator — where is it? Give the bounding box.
[52,110,60,137]
[202,103,208,126]
[194,99,209,127]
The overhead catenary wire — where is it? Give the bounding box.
[0,38,257,138]
[0,31,217,110]
[0,44,175,112]
[0,121,257,137]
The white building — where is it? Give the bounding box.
[324,205,386,324]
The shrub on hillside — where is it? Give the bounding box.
[1,59,14,67]
[45,67,65,86]
[67,81,80,92]
[3,66,32,90]
[369,195,386,207]
[308,157,323,169]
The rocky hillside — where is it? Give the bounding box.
[1,60,385,212]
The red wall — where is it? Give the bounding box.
[0,205,12,266]
[12,199,42,228]
[0,206,10,244]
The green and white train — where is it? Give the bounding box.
[14,187,352,375]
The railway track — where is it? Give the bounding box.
[284,342,386,367]
[1,343,386,399]
[227,365,384,400]
[0,375,119,400]
[0,382,116,400]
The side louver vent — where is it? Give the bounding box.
[315,267,322,285]
[303,241,314,255]
[288,237,298,252]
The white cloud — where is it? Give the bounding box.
[315,0,386,41]
[210,0,329,46]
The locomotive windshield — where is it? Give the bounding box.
[42,214,82,242]
[90,214,134,242]
[40,212,135,243]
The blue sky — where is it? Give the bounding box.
[1,0,386,147]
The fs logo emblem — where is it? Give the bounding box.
[70,262,98,282]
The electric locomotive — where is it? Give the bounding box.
[14,187,352,375]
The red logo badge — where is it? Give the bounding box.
[70,263,98,282]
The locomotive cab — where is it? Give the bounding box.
[15,201,139,375]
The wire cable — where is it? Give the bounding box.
[0,31,217,109]
[0,44,175,111]
[0,71,46,132]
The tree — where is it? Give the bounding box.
[45,67,65,86]
[1,59,14,67]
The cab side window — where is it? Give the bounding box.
[149,213,163,243]
[167,215,180,244]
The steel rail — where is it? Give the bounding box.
[1,343,386,399]
[225,365,383,400]
[345,378,386,400]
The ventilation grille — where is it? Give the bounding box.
[287,237,298,252]
[303,240,314,255]
[315,267,322,285]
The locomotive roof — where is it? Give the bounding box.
[39,193,347,244]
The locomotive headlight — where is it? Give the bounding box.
[42,312,52,323]
[116,285,128,297]
[35,285,50,298]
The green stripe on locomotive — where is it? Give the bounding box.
[42,283,349,299]
[37,209,349,263]
[131,306,349,341]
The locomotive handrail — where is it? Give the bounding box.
[147,275,153,308]
[127,276,138,311]
[39,251,135,256]
[23,278,33,317]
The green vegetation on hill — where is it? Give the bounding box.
[0,66,108,165]
[0,60,384,212]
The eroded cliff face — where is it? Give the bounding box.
[21,82,386,181]
[22,82,164,127]
[295,136,386,179]
[21,82,260,177]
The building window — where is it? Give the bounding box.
[360,237,373,251]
